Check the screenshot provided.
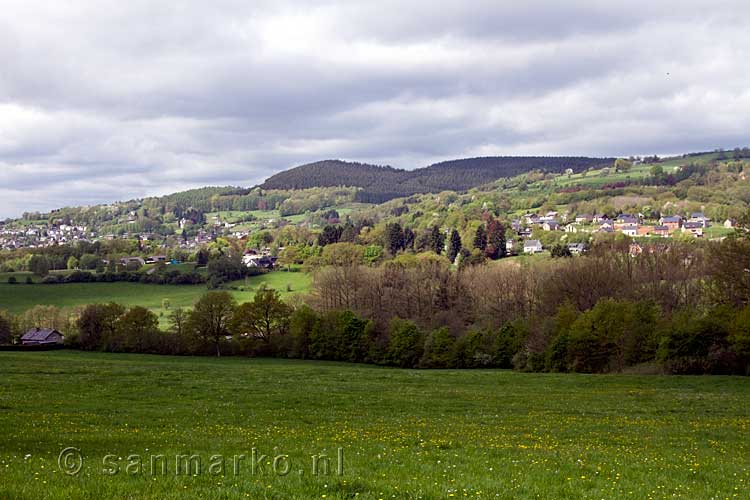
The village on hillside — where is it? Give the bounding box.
[511,209,737,255]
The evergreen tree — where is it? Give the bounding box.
[473,225,487,250]
[385,222,405,255]
[429,225,445,255]
[448,229,462,263]
[403,227,415,251]
[317,225,342,246]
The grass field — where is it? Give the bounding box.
[552,164,653,188]
[704,225,735,239]
[0,352,749,499]
[226,271,311,296]
[0,271,39,284]
[205,203,374,228]
[0,271,312,322]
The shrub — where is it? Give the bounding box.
[658,306,734,374]
[420,327,456,368]
[387,318,423,368]
[730,307,750,375]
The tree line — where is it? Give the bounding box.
[3,236,749,375]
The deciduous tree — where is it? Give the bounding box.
[188,291,236,356]
[230,286,291,343]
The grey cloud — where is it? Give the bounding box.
[0,0,749,217]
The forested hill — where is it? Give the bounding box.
[261,156,614,202]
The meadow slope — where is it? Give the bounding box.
[0,352,749,499]
[0,271,311,317]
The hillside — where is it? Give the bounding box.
[3,149,747,256]
[261,156,615,202]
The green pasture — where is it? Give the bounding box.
[0,352,748,499]
[0,271,312,323]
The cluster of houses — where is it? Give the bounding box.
[564,212,713,238]
[518,240,586,255]
[242,248,278,269]
[0,223,94,250]
[504,209,738,256]
[512,210,724,240]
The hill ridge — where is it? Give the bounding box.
[260,156,615,202]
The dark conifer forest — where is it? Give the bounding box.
[261,157,614,202]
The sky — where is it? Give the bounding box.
[1,0,749,218]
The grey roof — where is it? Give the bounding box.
[661,215,682,222]
[21,328,61,341]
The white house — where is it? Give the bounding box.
[523,240,543,254]
[688,212,711,228]
[682,222,704,237]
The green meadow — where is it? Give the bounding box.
[1,351,749,499]
[0,271,312,318]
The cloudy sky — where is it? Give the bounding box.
[1,1,748,217]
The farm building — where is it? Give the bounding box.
[21,328,64,346]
